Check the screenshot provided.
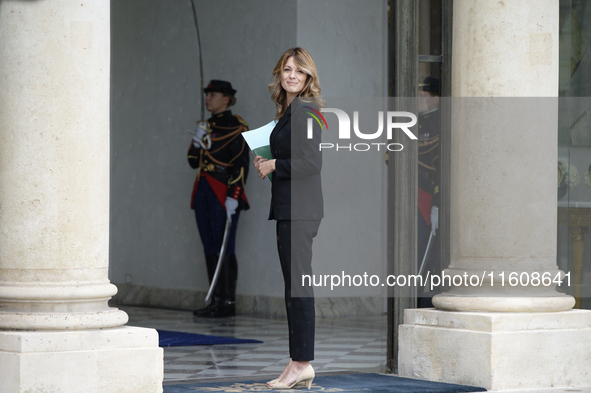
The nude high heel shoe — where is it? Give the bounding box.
[270,364,314,389]
[267,360,292,387]
[266,378,279,387]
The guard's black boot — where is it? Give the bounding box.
[206,255,238,318]
[193,255,219,317]
[224,255,238,302]
[193,296,223,317]
[206,299,235,318]
[204,254,217,283]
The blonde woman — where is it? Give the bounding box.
[254,47,324,389]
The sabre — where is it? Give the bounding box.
[418,230,434,279]
[190,0,205,121]
[189,0,221,304]
[205,218,232,303]
[189,0,212,144]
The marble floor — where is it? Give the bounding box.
[120,305,388,385]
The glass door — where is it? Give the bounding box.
[386,0,452,373]
[558,0,591,309]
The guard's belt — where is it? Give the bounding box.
[201,163,229,173]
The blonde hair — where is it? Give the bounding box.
[268,47,325,120]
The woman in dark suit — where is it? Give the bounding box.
[254,47,324,390]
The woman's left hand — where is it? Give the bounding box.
[255,159,276,179]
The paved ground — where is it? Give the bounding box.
[122,305,591,393]
[120,305,387,385]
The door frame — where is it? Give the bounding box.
[386,0,453,373]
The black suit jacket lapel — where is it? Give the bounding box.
[270,105,292,145]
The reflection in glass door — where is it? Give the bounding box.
[416,0,443,308]
[558,0,591,309]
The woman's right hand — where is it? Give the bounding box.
[254,155,266,167]
[254,155,267,179]
[256,159,276,179]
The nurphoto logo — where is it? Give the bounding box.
[307,108,418,152]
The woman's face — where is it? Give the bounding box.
[281,56,308,97]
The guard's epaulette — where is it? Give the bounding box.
[235,115,248,127]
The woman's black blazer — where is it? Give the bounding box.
[268,100,324,221]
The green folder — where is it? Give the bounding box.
[252,145,272,161]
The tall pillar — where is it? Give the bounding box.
[0,1,162,392]
[399,1,591,390]
[435,0,570,310]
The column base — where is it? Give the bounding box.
[399,308,591,390]
[0,326,163,393]
[433,294,575,312]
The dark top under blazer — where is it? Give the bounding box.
[268,100,324,221]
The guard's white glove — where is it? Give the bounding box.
[192,124,208,148]
[225,197,238,222]
[195,125,207,140]
[430,205,439,236]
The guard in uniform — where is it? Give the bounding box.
[417,76,441,308]
[188,80,250,318]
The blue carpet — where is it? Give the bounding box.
[163,373,487,392]
[157,329,263,347]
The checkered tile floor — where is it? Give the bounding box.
[120,306,387,384]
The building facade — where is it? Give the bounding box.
[1,0,590,391]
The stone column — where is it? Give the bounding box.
[0,1,162,391]
[399,1,591,390]
[440,0,570,311]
